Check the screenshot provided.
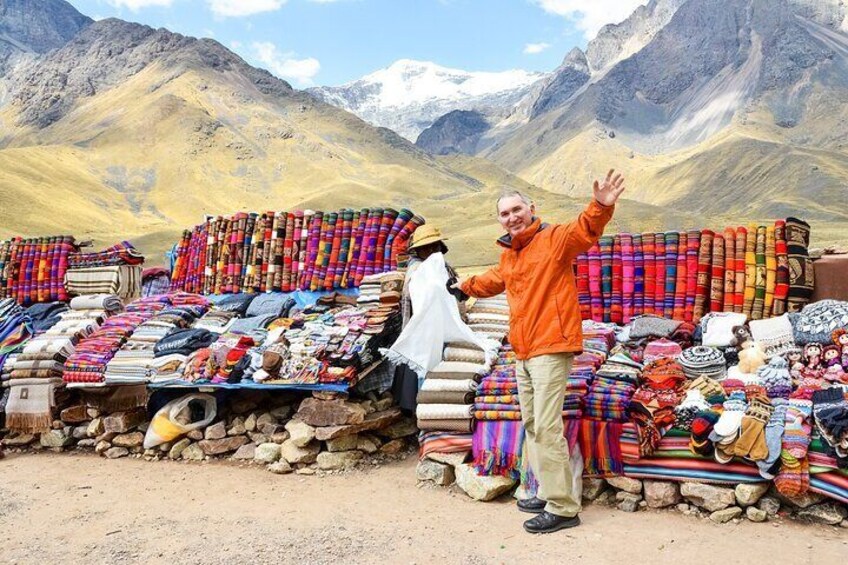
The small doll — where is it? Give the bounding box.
[731,325,766,374]
[822,345,845,382]
[800,343,825,380]
[832,329,848,369]
[785,348,804,375]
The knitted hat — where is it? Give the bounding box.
[629,315,682,340]
[677,346,727,380]
[643,338,683,363]
[641,358,686,389]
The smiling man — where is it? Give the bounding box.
[458,169,625,534]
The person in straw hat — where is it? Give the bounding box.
[391,224,465,414]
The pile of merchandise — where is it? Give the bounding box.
[65,241,145,301]
[575,218,814,324]
[168,208,424,294]
[0,236,78,304]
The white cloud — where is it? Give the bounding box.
[523,42,551,55]
[207,0,286,18]
[106,0,173,10]
[533,0,647,39]
[230,40,243,49]
[252,41,320,86]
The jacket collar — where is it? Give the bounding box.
[497,217,548,250]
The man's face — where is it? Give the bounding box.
[497,195,535,238]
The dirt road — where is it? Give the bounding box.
[1,452,844,564]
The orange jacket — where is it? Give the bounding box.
[461,200,614,360]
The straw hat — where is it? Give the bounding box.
[408,225,447,250]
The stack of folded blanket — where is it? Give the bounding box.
[63,295,171,384]
[465,296,510,341]
[416,360,488,432]
[65,243,144,301]
[105,294,211,384]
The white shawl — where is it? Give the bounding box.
[382,253,499,379]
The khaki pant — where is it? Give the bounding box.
[516,352,581,518]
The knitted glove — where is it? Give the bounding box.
[713,391,748,438]
[733,396,774,460]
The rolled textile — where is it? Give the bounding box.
[654,232,666,318]
[785,217,814,313]
[743,224,757,318]
[443,346,487,364]
[764,226,777,318]
[663,231,678,319]
[734,227,747,314]
[684,231,699,322]
[723,228,736,313]
[633,234,645,318]
[600,236,613,323]
[621,234,635,323]
[694,230,713,322]
[282,212,295,292]
[416,403,474,420]
[416,390,476,404]
[427,361,490,379]
[587,243,603,321]
[752,226,767,320]
[418,418,474,432]
[69,293,122,313]
[576,253,591,320]
[773,220,789,315]
[476,394,520,404]
[709,233,724,314]
[611,235,623,324]
[673,232,687,321]
[419,378,478,392]
[643,233,656,315]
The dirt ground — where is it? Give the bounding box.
[1,453,845,565]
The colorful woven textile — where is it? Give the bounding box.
[743,224,758,318]
[773,220,790,315]
[709,233,724,314]
[722,228,735,313]
[752,226,767,320]
[734,227,747,314]
[693,230,713,322]
[0,236,77,305]
[472,419,525,479]
[170,208,422,294]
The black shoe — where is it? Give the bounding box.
[517,497,547,514]
[523,511,581,534]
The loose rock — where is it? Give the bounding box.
[616,492,641,513]
[607,476,642,494]
[39,429,72,448]
[757,496,781,517]
[316,450,364,471]
[227,417,246,436]
[104,447,130,459]
[681,482,736,512]
[710,507,743,524]
[380,439,405,454]
[284,419,316,448]
[187,430,204,441]
[60,405,89,423]
[735,483,770,507]
[416,459,455,486]
[103,409,146,434]
[279,440,320,465]
[644,481,680,508]
[94,440,111,454]
[112,432,144,448]
[2,433,36,446]
[425,451,466,467]
[746,506,768,522]
[356,435,380,454]
[198,436,249,455]
[244,413,258,432]
[76,439,96,448]
[267,460,293,474]
[204,422,227,440]
[254,443,282,464]
[181,443,205,461]
[774,489,826,510]
[169,438,191,460]
[297,398,366,427]
[582,478,608,501]
[796,503,848,526]
[326,434,359,452]
[231,443,257,460]
[86,418,104,438]
[454,464,515,501]
[379,417,418,440]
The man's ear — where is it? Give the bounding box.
[529,203,536,215]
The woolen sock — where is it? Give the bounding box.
[713,391,748,438]
[782,398,813,459]
[757,399,787,479]
[734,396,774,460]
[774,458,810,497]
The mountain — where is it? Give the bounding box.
[307,59,546,142]
[3,1,671,269]
[421,0,848,246]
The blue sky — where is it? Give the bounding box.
[66,1,647,87]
